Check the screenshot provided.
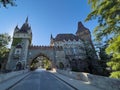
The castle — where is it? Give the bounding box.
[6,18,97,72]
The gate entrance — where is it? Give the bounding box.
[29,53,52,70]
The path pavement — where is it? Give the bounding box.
[0,71,31,90]
[49,70,103,90]
[0,69,103,90]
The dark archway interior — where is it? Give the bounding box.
[16,62,22,70]
[30,54,52,70]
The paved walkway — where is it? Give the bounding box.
[0,72,31,90]
[0,70,102,90]
[49,71,102,90]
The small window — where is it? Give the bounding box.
[15,49,21,54]
[17,50,19,53]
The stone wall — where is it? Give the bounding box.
[57,69,120,90]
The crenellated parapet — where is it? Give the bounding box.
[29,45,53,49]
[29,45,63,50]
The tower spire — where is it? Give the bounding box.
[15,24,18,28]
[51,34,53,39]
[25,16,28,23]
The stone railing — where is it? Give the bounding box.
[0,70,28,83]
[57,69,120,90]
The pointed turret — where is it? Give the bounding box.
[50,34,54,46]
[75,21,91,41]
[51,34,53,39]
[14,25,19,34]
[15,25,19,30]
[25,16,28,24]
[76,21,89,35]
[20,17,31,33]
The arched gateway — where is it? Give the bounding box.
[6,18,97,71]
[28,46,66,68]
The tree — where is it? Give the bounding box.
[106,36,120,78]
[86,0,120,78]
[43,58,51,69]
[86,0,120,41]
[0,0,16,7]
[97,42,111,76]
[0,33,10,71]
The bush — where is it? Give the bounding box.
[110,71,120,79]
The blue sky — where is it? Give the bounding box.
[0,0,98,46]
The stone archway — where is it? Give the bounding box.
[16,62,22,70]
[28,53,53,70]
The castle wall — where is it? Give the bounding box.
[6,46,18,70]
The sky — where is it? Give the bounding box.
[0,0,98,46]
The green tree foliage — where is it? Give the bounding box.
[106,36,120,78]
[30,60,38,70]
[86,0,120,78]
[43,59,51,69]
[86,0,120,41]
[0,0,16,7]
[0,33,10,70]
[0,33,10,47]
[96,42,111,76]
[98,42,110,61]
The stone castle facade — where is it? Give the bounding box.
[6,18,97,72]
[50,22,97,71]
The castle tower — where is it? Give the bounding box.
[6,17,32,70]
[76,22,98,59]
[76,22,91,42]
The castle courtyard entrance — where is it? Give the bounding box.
[29,53,52,70]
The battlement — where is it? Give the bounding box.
[29,45,63,50]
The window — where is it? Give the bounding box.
[17,50,19,53]
[15,49,21,54]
